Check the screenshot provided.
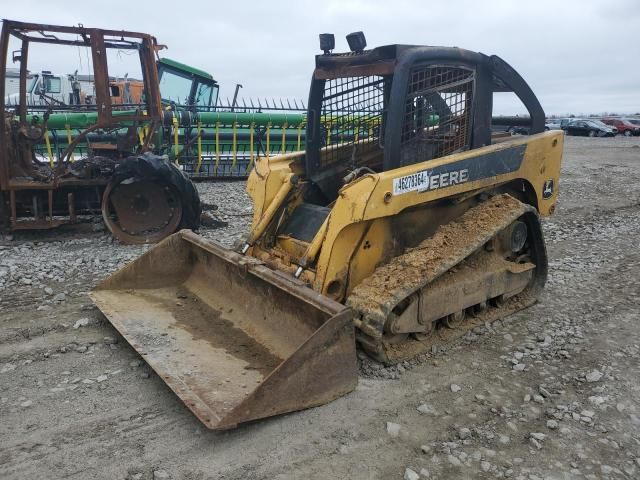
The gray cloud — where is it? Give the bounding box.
[3,0,638,115]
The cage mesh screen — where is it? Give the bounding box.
[400,65,475,166]
[320,76,386,169]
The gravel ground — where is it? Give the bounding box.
[1,135,639,479]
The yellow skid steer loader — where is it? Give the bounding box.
[91,34,563,430]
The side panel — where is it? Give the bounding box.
[365,131,562,219]
[312,131,562,294]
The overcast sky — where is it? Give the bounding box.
[3,0,638,115]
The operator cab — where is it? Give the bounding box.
[157,58,219,111]
[304,33,546,202]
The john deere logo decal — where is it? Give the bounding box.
[543,180,554,199]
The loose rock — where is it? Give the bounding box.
[73,318,89,329]
[386,422,401,437]
[417,403,436,415]
[585,370,603,382]
[153,470,170,480]
[403,468,419,480]
[52,292,66,302]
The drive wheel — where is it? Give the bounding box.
[624,130,632,137]
[102,178,182,244]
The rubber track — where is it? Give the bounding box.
[346,194,541,363]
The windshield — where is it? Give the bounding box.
[159,69,193,104]
[43,76,61,93]
[194,81,218,108]
[26,75,39,93]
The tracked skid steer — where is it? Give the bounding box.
[91,36,563,429]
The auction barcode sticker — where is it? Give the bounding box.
[392,168,469,196]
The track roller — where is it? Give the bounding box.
[444,310,466,328]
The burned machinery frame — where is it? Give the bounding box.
[0,19,164,229]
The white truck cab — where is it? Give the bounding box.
[5,71,94,106]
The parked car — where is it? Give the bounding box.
[545,119,562,130]
[592,119,618,135]
[627,118,640,127]
[507,125,530,135]
[559,118,574,129]
[602,118,640,136]
[562,119,616,137]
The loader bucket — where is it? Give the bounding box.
[90,230,357,430]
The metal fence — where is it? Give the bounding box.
[27,111,309,179]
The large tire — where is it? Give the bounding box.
[102,153,201,244]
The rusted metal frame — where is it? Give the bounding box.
[9,190,17,227]
[31,194,39,220]
[111,37,162,154]
[2,19,163,224]
[18,39,29,124]
[7,177,107,189]
[0,22,11,190]
[139,36,162,120]
[55,123,103,176]
[10,31,140,50]
[89,30,112,125]
[54,30,160,168]
[48,189,53,224]
[4,20,156,42]
[12,220,65,230]
[67,192,76,222]
[57,115,157,168]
